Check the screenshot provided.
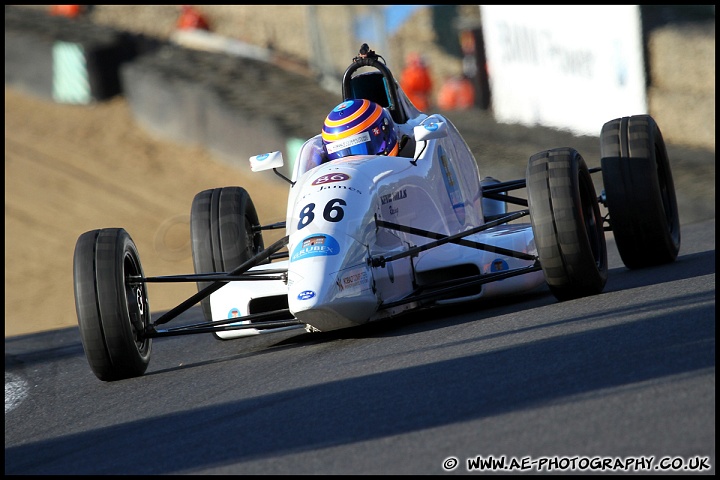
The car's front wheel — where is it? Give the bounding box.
[190,187,264,326]
[600,115,680,269]
[73,228,152,381]
[526,147,608,301]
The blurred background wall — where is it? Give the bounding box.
[7,5,714,151]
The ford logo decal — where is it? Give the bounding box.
[256,153,269,161]
[298,290,316,300]
[424,123,438,132]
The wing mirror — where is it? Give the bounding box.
[250,151,284,172]
[413,121,448,142]
[249,151,294,185]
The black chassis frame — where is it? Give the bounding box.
[131,170,607,340]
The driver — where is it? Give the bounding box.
[321,99,399,161]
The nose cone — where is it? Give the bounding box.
[287,233,378,331]
[285,160,384,331]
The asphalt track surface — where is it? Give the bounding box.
[5,217,715,474]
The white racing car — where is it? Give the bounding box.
[73,44,681,381]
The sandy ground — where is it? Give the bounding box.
[5,87,289,337]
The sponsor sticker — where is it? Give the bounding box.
[298,290,316,300]
[290,234,340,262]
[312,172,350,185]
[336,266,370,293]
[381,188,407,205]
[333,101,354,112]
[227,307,250,325]
[489,259,509,280]
[490,259,509,272]
[326,131,371,155]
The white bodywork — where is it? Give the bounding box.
[212,114,545,338]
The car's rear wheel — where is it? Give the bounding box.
[527,147,608,301]
[73,228,151,381]
[600,115,680,269]
[190,187,264,325]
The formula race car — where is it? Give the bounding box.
[73,44,680,381]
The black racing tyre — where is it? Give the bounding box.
[73,228,152,381]
[600,115,680,269]
[527,148,608,301]
[190,187,264,324]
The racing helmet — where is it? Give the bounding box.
[322,99,399,161]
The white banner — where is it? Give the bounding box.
[480,5,647,137]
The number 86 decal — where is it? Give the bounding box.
[298,198,347,230]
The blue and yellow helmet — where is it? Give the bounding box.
[322,99,399,161]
